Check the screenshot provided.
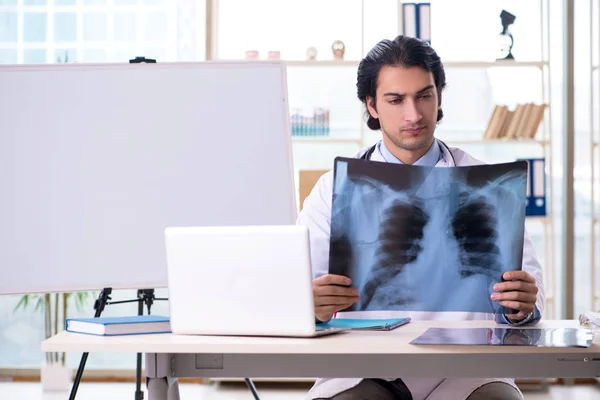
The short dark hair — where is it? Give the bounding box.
[357,35,447,130]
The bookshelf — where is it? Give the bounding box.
[444,138,549,146]
[283,60,548,68]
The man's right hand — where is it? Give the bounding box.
[313,274,360,322]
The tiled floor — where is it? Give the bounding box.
[1,381,600,400]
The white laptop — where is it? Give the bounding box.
[164,225,347,337]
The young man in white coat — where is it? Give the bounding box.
[296,35,544,400]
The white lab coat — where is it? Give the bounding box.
[296,140,545,400]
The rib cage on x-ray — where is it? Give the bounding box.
[359,198,428,309]
[329,158,527,314]
[358,185,503,312]
[452,193,502,279]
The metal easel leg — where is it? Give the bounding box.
[69,288,113,400]
[245,378,261,400]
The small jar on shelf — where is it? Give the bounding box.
[290,107,330,137]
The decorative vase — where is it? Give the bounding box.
[268,50,281,60]
[331,40,345,60]
[245,50,259,60]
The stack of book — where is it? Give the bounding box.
[483,103,547,140]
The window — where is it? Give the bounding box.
[0,0,205,64]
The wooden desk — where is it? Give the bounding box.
[42,320,600,400]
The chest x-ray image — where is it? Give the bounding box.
[329,157,528,315]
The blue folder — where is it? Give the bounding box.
[516,157,547,216]
[317,317,411,331]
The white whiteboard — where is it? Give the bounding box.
[0,61,298,295]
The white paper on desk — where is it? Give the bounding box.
[409,327,594,348]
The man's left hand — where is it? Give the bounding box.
[491,271,538,322]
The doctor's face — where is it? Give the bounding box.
[366,65,440,157]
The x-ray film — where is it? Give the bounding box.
[329,157,528,314]
[410,327,594,348]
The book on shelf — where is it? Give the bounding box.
[403,3,431,45]
[518,157,547,217]
[483,103,546,140]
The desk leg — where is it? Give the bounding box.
[147,378,168,400]
[167,377,180,400]
[145,353,181,400]
[145,377,180,400]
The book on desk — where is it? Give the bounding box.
[66,315,171,336]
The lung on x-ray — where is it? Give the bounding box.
[329,157,528,315]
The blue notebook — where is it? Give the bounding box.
[317,317,411,331]
[66,315,171,336]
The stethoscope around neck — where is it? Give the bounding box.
[360,139,457,166]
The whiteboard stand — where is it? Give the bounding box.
[131,289,167,400]
[69,288,112,400]
[245,378,261,399]
[129,56,156,64]
[67,287,263,400]
[68,287,170,400]
[1,59,294,400]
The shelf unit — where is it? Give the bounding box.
[228,58,551,153]
[284,60,549,68]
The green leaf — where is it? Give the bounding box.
[74,292,92,312]
[13,295,29,312]
[14,294,46,313]
[64,291,93,313]
[34,297,44,312]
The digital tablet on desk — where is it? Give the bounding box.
[317,317,411,331]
